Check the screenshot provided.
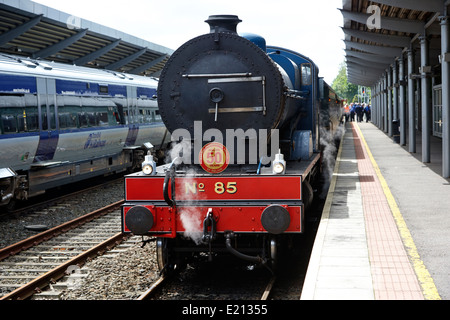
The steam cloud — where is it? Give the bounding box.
[319,124,345,198]
[179,207,203,245]
[176,167,205,245]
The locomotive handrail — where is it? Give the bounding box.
[163,167,175,207]
[163,157,181,207]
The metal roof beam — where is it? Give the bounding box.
[347,71,381,81]
[346,76,378,85]
[106,47,147,70]
[347,73,376,81]
[345,49,395,64]
[32,29,88,59]
[369,0,444,13]
[347,66,384,78]
[73,39,121,66]
[347,76,377,84]
[0,14,42,46]
[347,69,378,78]
[128,54,167,74]
[348,80,371,86]
[345,56,389,69]
[347,77,374,86]
[340,9,425,34]
[342,28,411,47]
[347,69,378,77]
[347,72,378,82]
[344,40,403,57]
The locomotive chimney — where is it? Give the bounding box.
[205,15,242,34]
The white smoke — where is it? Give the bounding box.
[179,207,203,245]
[319,124,345,198]
[167,139,191,164]
[164,139,207,245]
[178,169,205,245]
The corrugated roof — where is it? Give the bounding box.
[341,0,445,86]
[0,0,173,76]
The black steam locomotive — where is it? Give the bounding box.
[122,15,342,273]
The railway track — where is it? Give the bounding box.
[138,273,277,301]
[1,176,124,218]
[0,179,322,300]
[0,201,125,300]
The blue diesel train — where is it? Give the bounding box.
[0,54,169,210]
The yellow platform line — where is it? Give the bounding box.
[355,123,441,300]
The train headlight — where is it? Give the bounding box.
[142,163,153,175]
[272,151,286,174]
[142,155,156,175]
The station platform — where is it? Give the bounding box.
[300,121,449,300]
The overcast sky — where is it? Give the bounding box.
[33,0,345,84]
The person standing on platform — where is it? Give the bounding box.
[355,103,363,122]
[364,104,371,122]
[344,104,350,122]
[350,103,356,122]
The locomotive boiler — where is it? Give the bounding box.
[122,15,342,273]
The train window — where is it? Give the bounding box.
[98,112,108,126]
[137,109,144,124]
[99,85,108,94]
[49,106,56,130]
[17,112,25,132]
[1,115,17,133]
[14,108,38,132]
[113,103,125,125]
[78,112,88,127]
[25,113,39,131]
[301,63,312,86]
[112,111,121,124]
[87,112,97,126]
[138,109,153,123]
[128,108,136,124]
[154,110,162,122]
[59,113,77,129]
[144,110,153,123]
[41,112,48,131]
[58,107,78,129]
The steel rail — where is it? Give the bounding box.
[2,176,124,219]
[136,274,167,300]
[261,276,276,300]
[0,200,124,261]
[0,232,126,300]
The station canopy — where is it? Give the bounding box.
[341,0,445,86]
[0,0,173,77]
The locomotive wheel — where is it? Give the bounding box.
[156,238,171,274]
[5,199,17,212]
[267,237,277,272]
